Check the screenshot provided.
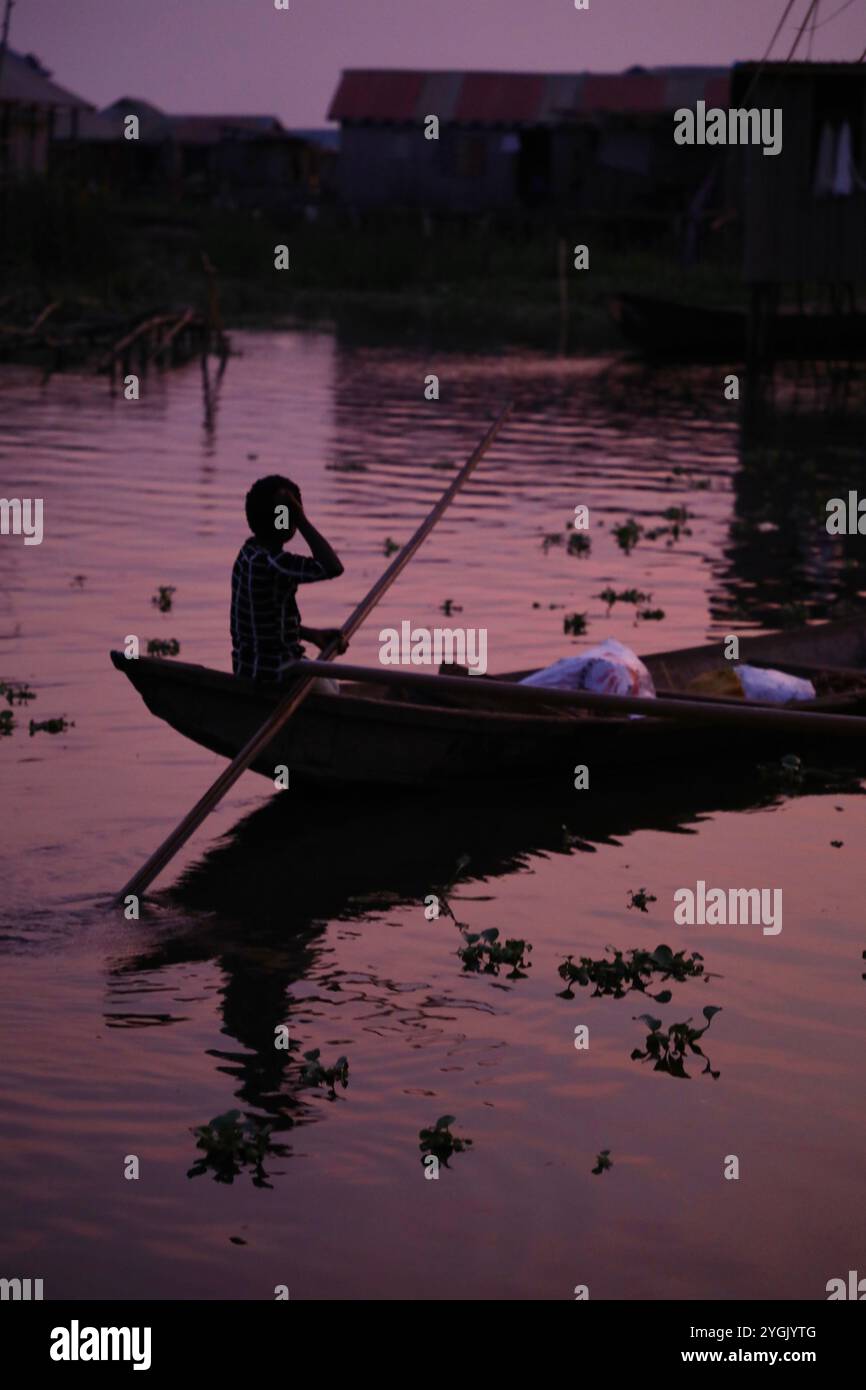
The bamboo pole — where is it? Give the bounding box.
[114,403,513,902]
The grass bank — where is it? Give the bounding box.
[1,185,744,350]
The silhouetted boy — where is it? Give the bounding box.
[231,474,347,685]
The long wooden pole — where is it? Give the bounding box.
[277,656,866,737]
[114,403,513,902]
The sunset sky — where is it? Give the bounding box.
[14,0,866,128]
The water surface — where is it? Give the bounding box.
[1,332,864,1299]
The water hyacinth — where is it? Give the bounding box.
[631,1007,723,1080]
[300,1048,349,1097]
[152,585,177,613]
[458,927,532,979]
[628,887,657,913]
[187,1109,285,1188]
[418,1115,472,1168]
[557,944,711,1002]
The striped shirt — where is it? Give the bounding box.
[231,537,329,681]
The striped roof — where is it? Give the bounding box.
[328,67,730,124]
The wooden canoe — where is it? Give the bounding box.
[110,615,866,791]
[609,292,866,362]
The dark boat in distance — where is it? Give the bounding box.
[610,293,866,362]
[112,617,866,791]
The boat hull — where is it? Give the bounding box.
[110,616,866,790]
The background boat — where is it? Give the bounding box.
[610,292,866,362]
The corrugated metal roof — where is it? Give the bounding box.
[328,66,731,125]
[420,71,463,123]
[327,70,426,122]
[0,48,92,109]
[579,73,666,113]
[541,74,585,120]
[455,72,545,123]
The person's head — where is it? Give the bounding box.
[245,474,302,544]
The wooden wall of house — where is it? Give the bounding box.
[736,70,866,284]
[0,103,52,177]
[337,123,518,212]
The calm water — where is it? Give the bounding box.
[1,330,864,1300]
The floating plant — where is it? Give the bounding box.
[596,587,652,614]
[300,1048,349,1097]
[592,1149,612,1176]
[146,638,181,657]
[458,927,532,979]
[557,943,711,1002]
[541,531,564,553]
[433,857,535,984]
[628,887,657,913]
[0,709,14,735]
[637,607,666,622]
[613,518,643,554]
[631,1006,723,1080]
[567,533,591,557]
[0,681,36,706]
[563,612,588,636]
[152,585,176,613]
[418,1115,472,1168]
[29,717,72,736]
[187,1109,285,1187]
[383,537,400,557]
[440,598,463,616]
[646,506,692,545]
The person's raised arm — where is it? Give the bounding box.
[293,498,343,577]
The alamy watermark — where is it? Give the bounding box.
[379,622,488,675]
[0,498,43,545]
[50,1321,151,1370]
[1,1276,43,1299]
[674,101,782,157]
[674,880,782,936]
[826,491,865,534]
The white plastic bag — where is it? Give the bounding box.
[736,664,815,705]
[520,638,656,698]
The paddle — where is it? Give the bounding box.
[114,403,513,903]
[279,657,866,737]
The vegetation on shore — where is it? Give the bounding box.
[1,183,744,350]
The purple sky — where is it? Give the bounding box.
[14,0,866,127]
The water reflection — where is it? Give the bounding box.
[714,399,866,628]
[103,763,863,1183]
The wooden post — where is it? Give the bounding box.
[557,235,569,355]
